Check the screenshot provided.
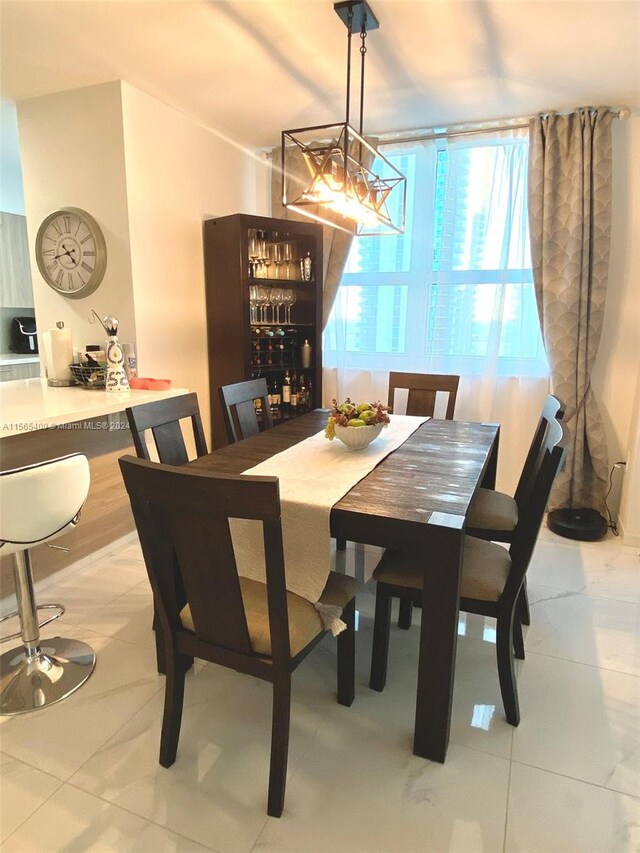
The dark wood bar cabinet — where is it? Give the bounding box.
[203,213,324,449]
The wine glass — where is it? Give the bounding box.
[257,286,270,323]
[263,243,274,280]
[283,288,297,324]
[274,242,287,279]
[283,241,293,279]
[257,232,268,278]
[248,230,260,278]
[271,287,285,324]
[249,285,259,324]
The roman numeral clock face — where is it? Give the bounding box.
[35,207,107,298]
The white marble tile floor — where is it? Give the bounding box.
[0,529,638,852]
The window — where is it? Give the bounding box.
[324,130,548,378]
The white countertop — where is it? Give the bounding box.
[0,354,40,365]
[0,378,190,437]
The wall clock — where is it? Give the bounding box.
[35,207,107,299]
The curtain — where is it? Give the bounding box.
[323,129,549,496]
[270,138,378,329]
[528,108,613,513]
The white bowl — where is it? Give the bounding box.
[334,423,384,450]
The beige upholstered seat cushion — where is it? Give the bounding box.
[180,571,356,657]
[466,488,518,532]
[373,536,511,603]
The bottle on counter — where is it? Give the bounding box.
[269,377,281,415]
[290,372,299,411]
[282,370,291,410]
[252,372,263,417]
[122,343,138,380]
[298,373,308,412]
[92,311,129,392]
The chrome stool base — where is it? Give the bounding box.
[0,637,96,715]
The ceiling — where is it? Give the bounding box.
[2,1,638,149]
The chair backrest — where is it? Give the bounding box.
[503,416,566,608]
[513,394,564,509]
[0,453,90,551]
[125,392,208,465]
[387,372,459,419]
[219,378,273,444]
[118,455,292,663]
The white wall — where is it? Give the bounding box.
[120,82,270,442]
[594,116,640,464]
[18,82,136,356]
[593,115,640,542]
[1,99,25,215]
[618,369,640,546]
[596,115,640,544]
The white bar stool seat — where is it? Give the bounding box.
[0,453,96,715]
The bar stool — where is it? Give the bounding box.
[0,453,96,715]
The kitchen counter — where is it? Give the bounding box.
[0,377,189,437]
[0,353,40,365]
[0,378,192,582]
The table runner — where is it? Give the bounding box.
[229,414,428,634]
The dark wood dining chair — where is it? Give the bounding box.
[387,372,460,626]
[465,394,564,626]
[118,455,356,818]
[219,378,273,444]
[387,372,460,420]
[396,393,564,632]
[368,417,566,727]
[125,392,208,671]
[125,392,208,465]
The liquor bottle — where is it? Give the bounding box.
[290,371,299,411]
[282,370,291,410]
[269,377,281,415]
[298,373,308,412]
[300,251,313,282]
[307,377,313,410]
[253,372,263,417]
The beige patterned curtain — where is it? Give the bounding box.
[528,107,613,512]
[271,139,377,330]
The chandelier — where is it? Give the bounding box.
[281,1,406,235]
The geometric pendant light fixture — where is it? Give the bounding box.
[281,0,407,235]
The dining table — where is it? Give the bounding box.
[190,409,500,764]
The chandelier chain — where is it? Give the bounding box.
[345,7,354,130]
[359,20,367,137]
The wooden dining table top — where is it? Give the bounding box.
[191,410,499,546]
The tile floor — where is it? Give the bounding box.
[0,529,638,852]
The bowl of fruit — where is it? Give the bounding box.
[325,399,390,450]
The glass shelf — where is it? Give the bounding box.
[247,278,315,286]
[251,364,316,371]
[249,322,315,328]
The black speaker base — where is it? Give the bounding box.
[547,508,608,542]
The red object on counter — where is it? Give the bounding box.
[129,377,172,390]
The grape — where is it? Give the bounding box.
[324,418,336,440]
